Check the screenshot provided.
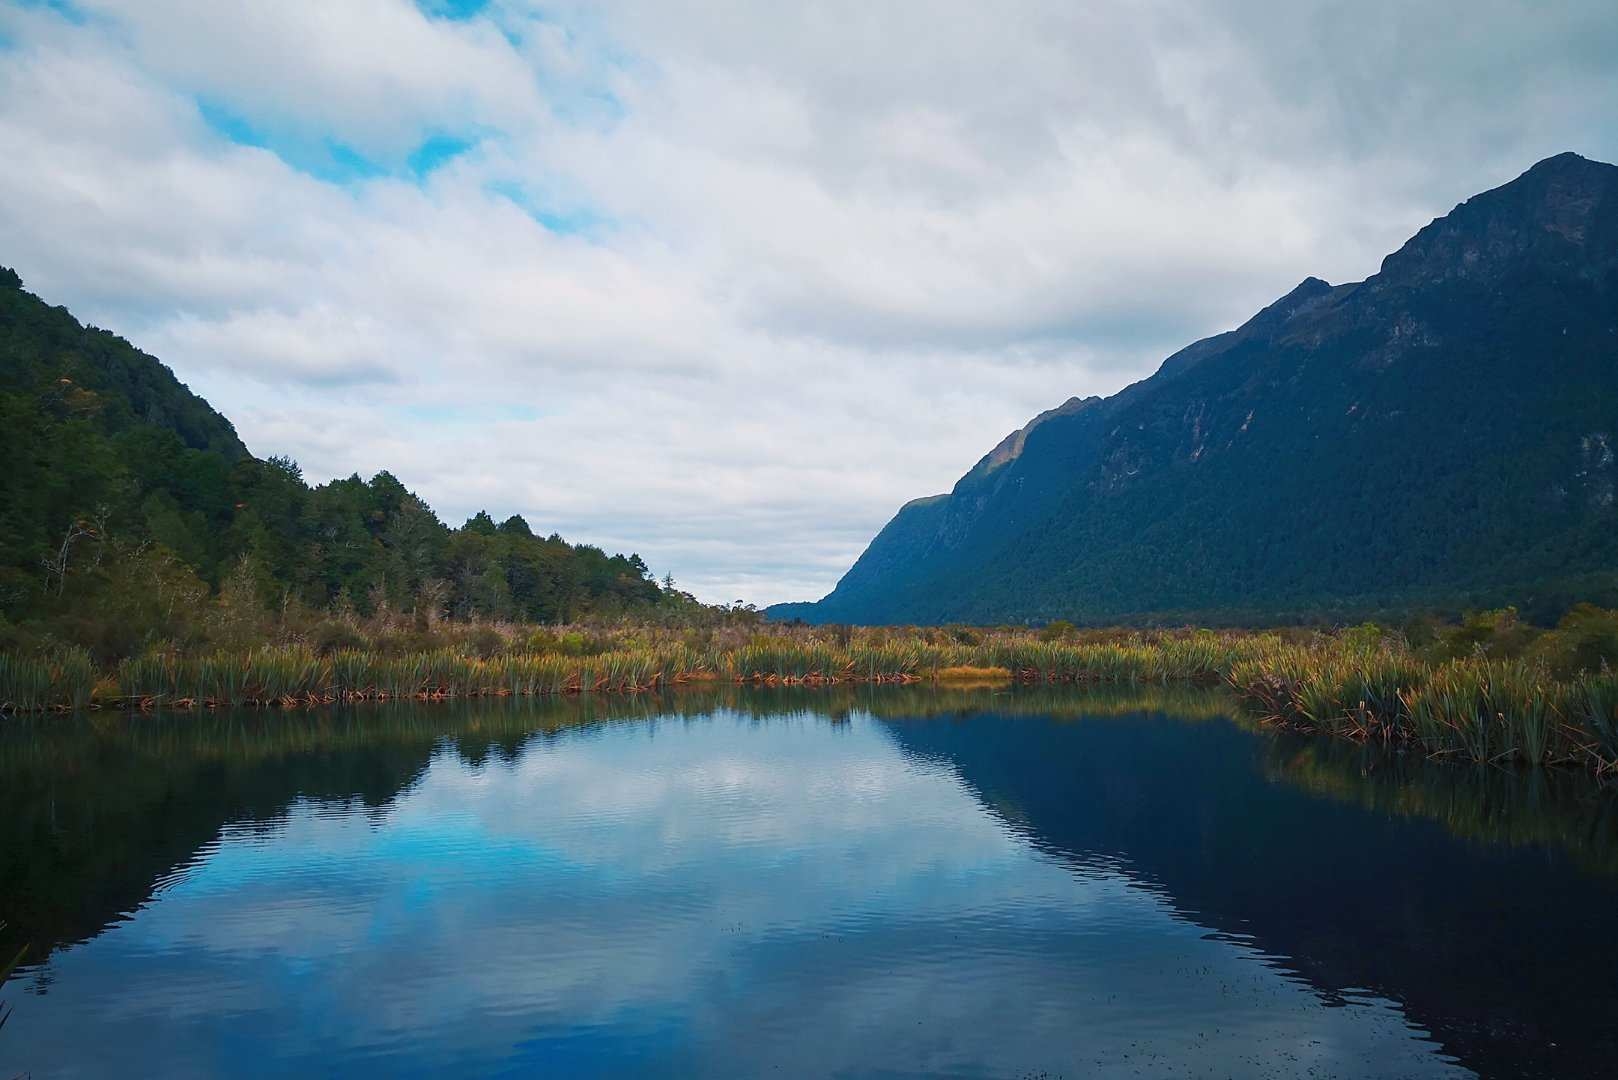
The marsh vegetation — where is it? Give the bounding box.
[4,604,1618,772]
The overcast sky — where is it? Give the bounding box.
[2,1,1616,605]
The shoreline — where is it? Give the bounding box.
[4,630,1617,775]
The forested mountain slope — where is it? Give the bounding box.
[772,153,1618,625]
[1,270,679,655]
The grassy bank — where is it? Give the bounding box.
[1229,644,1618,769]
[4,613,1618,772]
[0,629,1270,712]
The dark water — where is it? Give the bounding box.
[3,686,1618,1079]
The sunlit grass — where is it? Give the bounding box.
[5,624,1617,773]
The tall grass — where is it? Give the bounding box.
[0,647,94,712]
[1400,659,1569,765]
[1228,639,1423,739]
[1570,672,1618,772]
[17,631,1271,711]
[1231,640,1609,769]
[4,626,1616,773]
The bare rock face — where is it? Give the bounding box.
[773,153,1618,625]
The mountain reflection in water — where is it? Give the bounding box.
[2,686,1615,1078]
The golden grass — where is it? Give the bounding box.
[935,665,1013,683]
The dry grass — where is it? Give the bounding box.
[935,665,1014,683]
[4,622,1615,774]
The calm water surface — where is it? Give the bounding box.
[3,686,1618,1078]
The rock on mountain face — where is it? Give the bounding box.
[772,153,1618,625]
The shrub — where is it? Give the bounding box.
[465,625,506,659]
[1038,619,1077,643]
[1529,604,1618,679]
[1422,608,1540,664]
[309,620,366,656]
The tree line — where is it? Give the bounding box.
[1,266,706,660]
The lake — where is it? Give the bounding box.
[3,685,1617,1078]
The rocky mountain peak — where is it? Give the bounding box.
[1377,152,1618,288]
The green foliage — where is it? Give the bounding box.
[0,269,683,656]
[0,645,95,712]
[1421,608,1539,664]
[1037,619,1077,642]
[1401,659,1568,765]
[309,620,366,656]
[7,619,1618,776]
[465,625,507,660]
[1530,604,1618,678]
[1574,674,1618,768]
[781,157,1618,627]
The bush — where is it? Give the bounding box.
[1422,608,1540,664]
[309,620,366,655]
[1038,619,1077,643]
[1529,604,1618,679]
[465,625,506,659]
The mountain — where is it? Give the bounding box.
[1,267,252,607]
[0,269,678,653]
[772,153,1618,626]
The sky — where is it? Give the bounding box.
[2,1,1616,606]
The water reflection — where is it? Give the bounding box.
[0,687,1614,1078]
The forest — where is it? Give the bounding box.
[0,266,706,663]
[776,153,1618,627]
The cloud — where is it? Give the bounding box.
[70,0,545,158]
[1,0,1616,604]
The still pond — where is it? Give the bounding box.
[3,685,1617,1078]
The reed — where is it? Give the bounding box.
[1575,673,1618,771]
[1398,659,1573,765]
[2,627,1613,774]
[0,647,94,712]
[1228,639,1423,740]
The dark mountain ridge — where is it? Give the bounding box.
[773,152,1618,625]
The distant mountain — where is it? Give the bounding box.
[772,153,1618,625]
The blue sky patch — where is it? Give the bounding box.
[198,98,392,185]
[320,142,387,184]
[408,134,476,178]
[416,0,491,20]
[487,181,611,236]
[15,0,86,24]
[197,99,264,148]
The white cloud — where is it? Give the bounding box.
[71,0,547,155]
[1,0,1616,603]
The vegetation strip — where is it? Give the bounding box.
[5,613,1618,773]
